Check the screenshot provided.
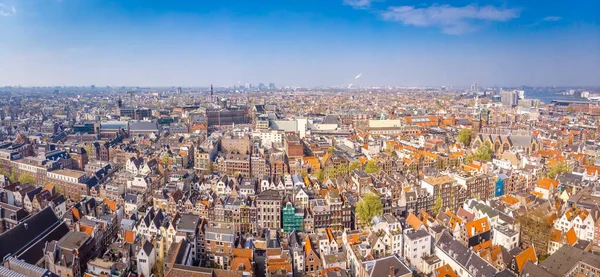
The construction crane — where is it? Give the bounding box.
[126,90,135,106]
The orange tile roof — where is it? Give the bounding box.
[406,213,422,231]
[537,178,558,190]
[233,248,253,259]
[584,165,600,175]
[435,264,457,277]
[80,224,94,235]
[472,240,492,252]
[501,195,519,205]
[358,157,368,165]
[550,229,562,243]
[579,209,590,220]
[266,259,292,272]
[326,228,335,242]
[124,230,135,243]
[530,191,544,198]
[441,211,462,230]
[43,183,55,191]
[304,236,313,254]
[304,156,321,169]
[231,257,252,272]
[346,232,368,245]
[466,217,490,237]
[514,246,537,273]
[566,227,578,245]
[322,152,333,165]
[104,199,117,212]
[546,213,557,225]
[72,208,80,221]
[419,150,438,160]
[449,151,465,159]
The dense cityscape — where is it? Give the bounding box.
[0,84,599,277]
[1,0,599,276]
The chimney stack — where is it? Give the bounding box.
[390,265,395,277]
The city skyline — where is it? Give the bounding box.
[0,0,598,87]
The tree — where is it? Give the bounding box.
[365,160,380,174]
[152,258,165,277]
[473,142,493,162]
[336,164,348,176]
[385,143,394,153]
[432,197,443,215]
[8,170,17,184]
[160,152,172,166]
[547,162,570,179]
[18,173,36,185]
[327,146,336,153]
[356,193,384,226]
[84,144,94,155]
[457,128,473,147]
[315,169,326,183]
[327,167,337,179]
[349,160,361,172]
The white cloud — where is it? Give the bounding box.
[0,3,16,16]
[528,16,561,27]
[542,16,561,22]
[381,4,520,35]
[343,0,383,10]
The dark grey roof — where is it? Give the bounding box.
[540,245,600,276]
[322,115,340,125]
[508,135,532,147]
[0,207,63,262]
[521,260,555,277]
[257,190,282,201]
[363,254,411,277]
[436,231,497,277]
[129,121,158,131]
[494,269,518,277]
[405,229,430,240]
[557,173,583,185]
[143,240,154,256]
[177,214,200,233]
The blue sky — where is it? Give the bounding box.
[0,0,598,87]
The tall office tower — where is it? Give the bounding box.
[471,81,478,93]
[176,87,182,94]
[501,90,518,107]
[269,83,276,90]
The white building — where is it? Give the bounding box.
[403,229,432,272]
[492,225,519,250]
[137,240,156,277]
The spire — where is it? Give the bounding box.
[210,84,213,97]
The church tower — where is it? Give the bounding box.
[472,96,482,135]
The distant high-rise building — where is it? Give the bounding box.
[258,83,266,90]
[117,97,122,108]
[471,81,478,93]
[176,87,182,94]
[269,83,276,90]
[91,85,96,89]
[441,86,446,91]
[501,90,518,107]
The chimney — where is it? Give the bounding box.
[390,265,395,277]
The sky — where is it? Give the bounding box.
[0,0,598,87]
